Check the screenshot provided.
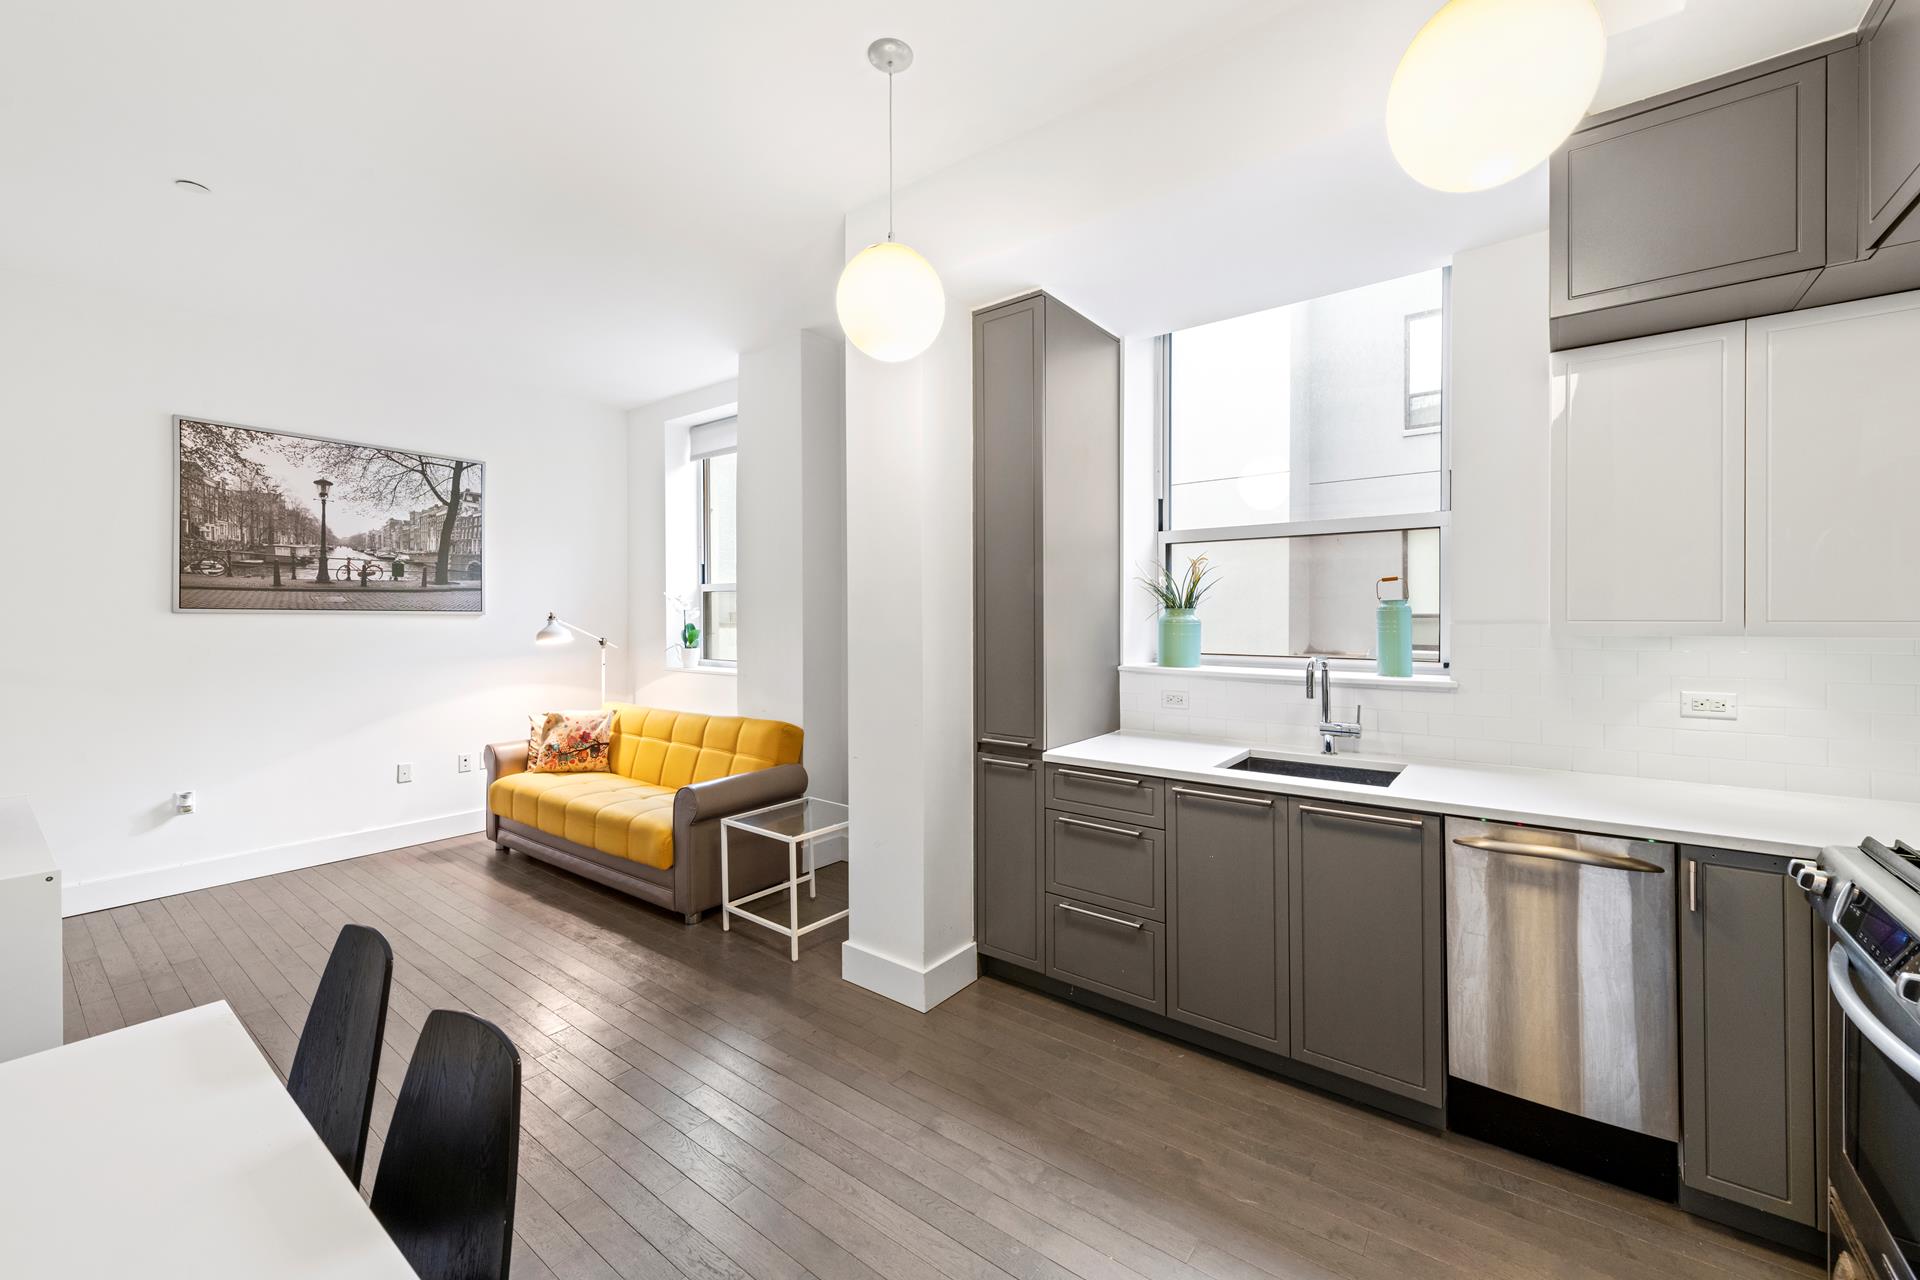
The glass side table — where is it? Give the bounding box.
[719,797,849,961]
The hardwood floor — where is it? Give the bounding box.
[61,835,1818,1280]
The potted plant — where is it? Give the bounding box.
[1138,555,1218,668]
[665,594,701,667]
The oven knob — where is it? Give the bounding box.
[1899,972,1920,1004]
[1788,860,1831,897]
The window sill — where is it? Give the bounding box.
[664,662,736,678]
[1118,663,1458,692]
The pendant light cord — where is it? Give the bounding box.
[886,68,895,242]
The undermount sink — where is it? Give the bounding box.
[1224,754,1404,788]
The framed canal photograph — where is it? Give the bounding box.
[174,416,484,613]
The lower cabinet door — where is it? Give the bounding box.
[976,754,1041,966]
[1679,846,1818,1225]
[1166,784,1286,1053]
[1045,895,1164,1013]
[1288,802,1443,1106]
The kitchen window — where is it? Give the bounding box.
[691,421,738,665]
[1157,267,1449,666]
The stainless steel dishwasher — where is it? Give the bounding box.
[1445,817,1679,1142]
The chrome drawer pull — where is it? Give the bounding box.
[1170,786,1273,808]
[1056,769,1143,788]
[1055,816,1143,840]
[981,757,1032,771]
[980,735,1033,748]
[1057,902,1144,930]
[1453,836,1664,875]
[1299,804,1423,830]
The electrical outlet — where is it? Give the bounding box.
[457,753,475,774]
[396,762,414,784]
[1680,690,1738,720]
[174,790,196,814]
[1160,690,1190,710]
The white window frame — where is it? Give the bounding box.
[696,445,737,668]
[1154,268,1453,674]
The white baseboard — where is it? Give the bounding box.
[840,937,978,1012]
[60,810,484,916]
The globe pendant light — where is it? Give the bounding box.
[1387,0,1606,194]
[837,38,945,362]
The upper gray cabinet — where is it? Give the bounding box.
[972,292,1120,752]
[1551,5,1920,349]
[1550,61,1826,348]
[1861,0,1920,249]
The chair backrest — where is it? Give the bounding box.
[287,923,392,1184]
[371,1010,521,1280]
[603,703,803,787]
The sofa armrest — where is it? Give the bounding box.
[483,741,526,844]
[673,763,809,830]
[484,740,528,782]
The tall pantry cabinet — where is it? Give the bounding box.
[973,292,1121,966]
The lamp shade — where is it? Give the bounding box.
[1387,0,1606,194]
[534,614,572,646]
[836,240,945,362]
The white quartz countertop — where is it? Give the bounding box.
[1043,732,1920,858]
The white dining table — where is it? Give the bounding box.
[0,1000,417,1278]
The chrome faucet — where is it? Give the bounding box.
[1305,656,1362,755]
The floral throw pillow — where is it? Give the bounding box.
[526,710,614,774]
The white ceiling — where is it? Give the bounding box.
[0,0,1872,407]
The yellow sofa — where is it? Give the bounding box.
[485,704,806,922]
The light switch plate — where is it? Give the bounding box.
[396,762,414,783]
[1160,690,1190,709]
[1680,690,1738,720]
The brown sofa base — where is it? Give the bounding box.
[494,816,790,923]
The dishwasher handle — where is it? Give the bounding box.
[1452,835,1666,875]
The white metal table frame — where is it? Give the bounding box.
[720,797,849,961]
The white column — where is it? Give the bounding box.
[840,301,978,1012]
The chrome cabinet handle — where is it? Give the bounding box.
[1170,786,1273,808]
[1831,944,1920,1084]
[1057,901,1144,930]
[1299,804,1423,830]
[1055,815,1144,840]
[1056,769,1143,788]
[981,757,1031,771]
[1688,859,1697,910]
[980,735,1032,748]
[1454,836,1665,875]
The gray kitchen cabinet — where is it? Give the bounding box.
[975,754,1041,967]
[1860,0,1920,250]
[1045,808,1163,921]
[1044,895,1164,1014]
[1166,783,1286,1053]
[1678,846,1818,1226]
[972,291,1119,971]
[1550,58,1827,343]
[1288,801,1443,1106]
[972,292,1120,754]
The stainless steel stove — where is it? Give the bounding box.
[1791,840,1920,1280]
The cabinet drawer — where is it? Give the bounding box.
[1045,894,1164,1014]
[1045,765,1164,827]
[1045,811,1163,920]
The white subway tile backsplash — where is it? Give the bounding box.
[1118,624,1920,803]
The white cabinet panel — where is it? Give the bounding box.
[1551,325,1745,633]
[1747,291,1920,633]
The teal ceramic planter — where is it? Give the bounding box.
[1158,608,1201,668]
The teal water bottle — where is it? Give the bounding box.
[1375,575,1413,678]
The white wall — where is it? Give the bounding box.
[0,265,628,913]
[737,329,849,806]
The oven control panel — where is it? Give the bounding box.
[1839,887,1920,980]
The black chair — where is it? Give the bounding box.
[371,1010,521,1280]
[287,923,393,1184]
